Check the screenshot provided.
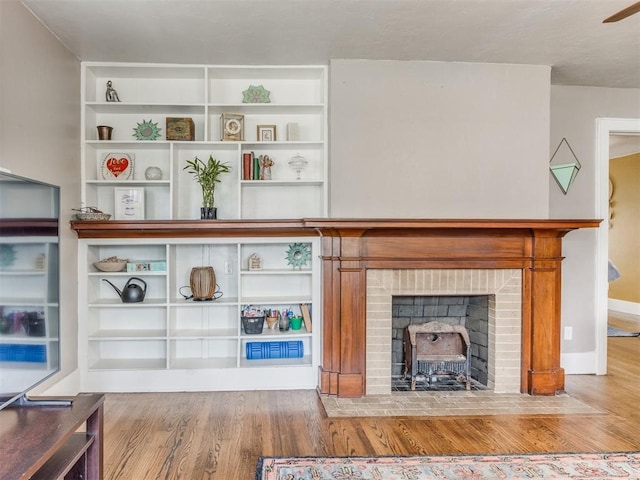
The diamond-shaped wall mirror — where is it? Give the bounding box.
[550,137,581,194]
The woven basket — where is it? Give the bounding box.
[94,259,127,272]
[75,212,111,221]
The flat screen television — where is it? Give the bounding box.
[0,171,61,410]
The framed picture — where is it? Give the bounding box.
[114,187,145,220]
[220,113,244,141]
[100,153,134,180]
[257,125,276,142]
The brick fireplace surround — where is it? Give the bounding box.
[369,269,522,395]
[309,219,600,398]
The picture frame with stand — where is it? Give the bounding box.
[257,125,276,142]
[114,187,145,220]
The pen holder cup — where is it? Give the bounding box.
[265,316,279,330]
[278,316,290,331]
[289,317,303,330]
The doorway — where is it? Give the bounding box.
[595,118,640,374]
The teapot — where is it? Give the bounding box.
[103,277,147,303]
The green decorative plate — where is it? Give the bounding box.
[285,243,311,269]
[242,85,271,103]
[133,119,161,140]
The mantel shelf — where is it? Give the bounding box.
[70,218,601,239]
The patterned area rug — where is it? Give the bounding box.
[256,452,640,479]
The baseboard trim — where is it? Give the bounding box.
[608,298,640,316]
[562,351,598,375]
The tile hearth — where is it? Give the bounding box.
[320,392,601,418]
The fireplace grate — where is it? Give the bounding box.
[404,322,472,390]
[392,375,488,392]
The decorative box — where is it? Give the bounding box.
[246,341,304,360]
[126,260,167,272]
[166,117,195,141]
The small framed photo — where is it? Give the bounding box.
[221,113,244,141]
[114,187,145,220]
[257,125,277,142]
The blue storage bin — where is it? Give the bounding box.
[246,341,304,360]
[0,343,47,363]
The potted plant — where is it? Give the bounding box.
[183,154,231,219]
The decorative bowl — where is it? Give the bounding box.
[75,212,111,221]
[94,258,127,272]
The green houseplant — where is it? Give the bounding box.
[183,154,231,219]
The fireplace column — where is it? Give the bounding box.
[524,229,572,395]
[318,230,367,397]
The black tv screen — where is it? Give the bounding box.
[0,171,60,410]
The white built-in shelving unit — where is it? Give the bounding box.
[77,237,321,392]
[81,62,328,220]
[77,63,326,392]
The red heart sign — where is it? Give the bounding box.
[106,156,130,178]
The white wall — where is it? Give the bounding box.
[550,85,640,373]
[329,61,640,376]
[0,1,81,393]
[329,60,551,218]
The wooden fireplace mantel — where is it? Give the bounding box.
[307,218,601,398]
[70,218,600,397]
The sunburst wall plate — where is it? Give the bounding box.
[133,119,161,140]
[285,243,311,270]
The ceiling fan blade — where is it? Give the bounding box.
[603,1,640,22]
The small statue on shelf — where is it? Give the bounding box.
[105,80,121,102]
[260,155,274,180]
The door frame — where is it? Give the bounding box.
[595,117,640,374]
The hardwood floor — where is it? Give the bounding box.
[103,312,640,479]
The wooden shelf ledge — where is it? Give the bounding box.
[70,218,601,239]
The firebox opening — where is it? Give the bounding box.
[391,295,490,392]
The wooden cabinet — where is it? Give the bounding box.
[81,63,328,220]
[0,394,104,480]
[77,236,321,393]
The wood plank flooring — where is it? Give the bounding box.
[102,312,640,479]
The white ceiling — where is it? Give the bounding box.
[21,0,640,89]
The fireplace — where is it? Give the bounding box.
[311,218,600,398]
[391,295,489,386]
[368,270,521,395]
